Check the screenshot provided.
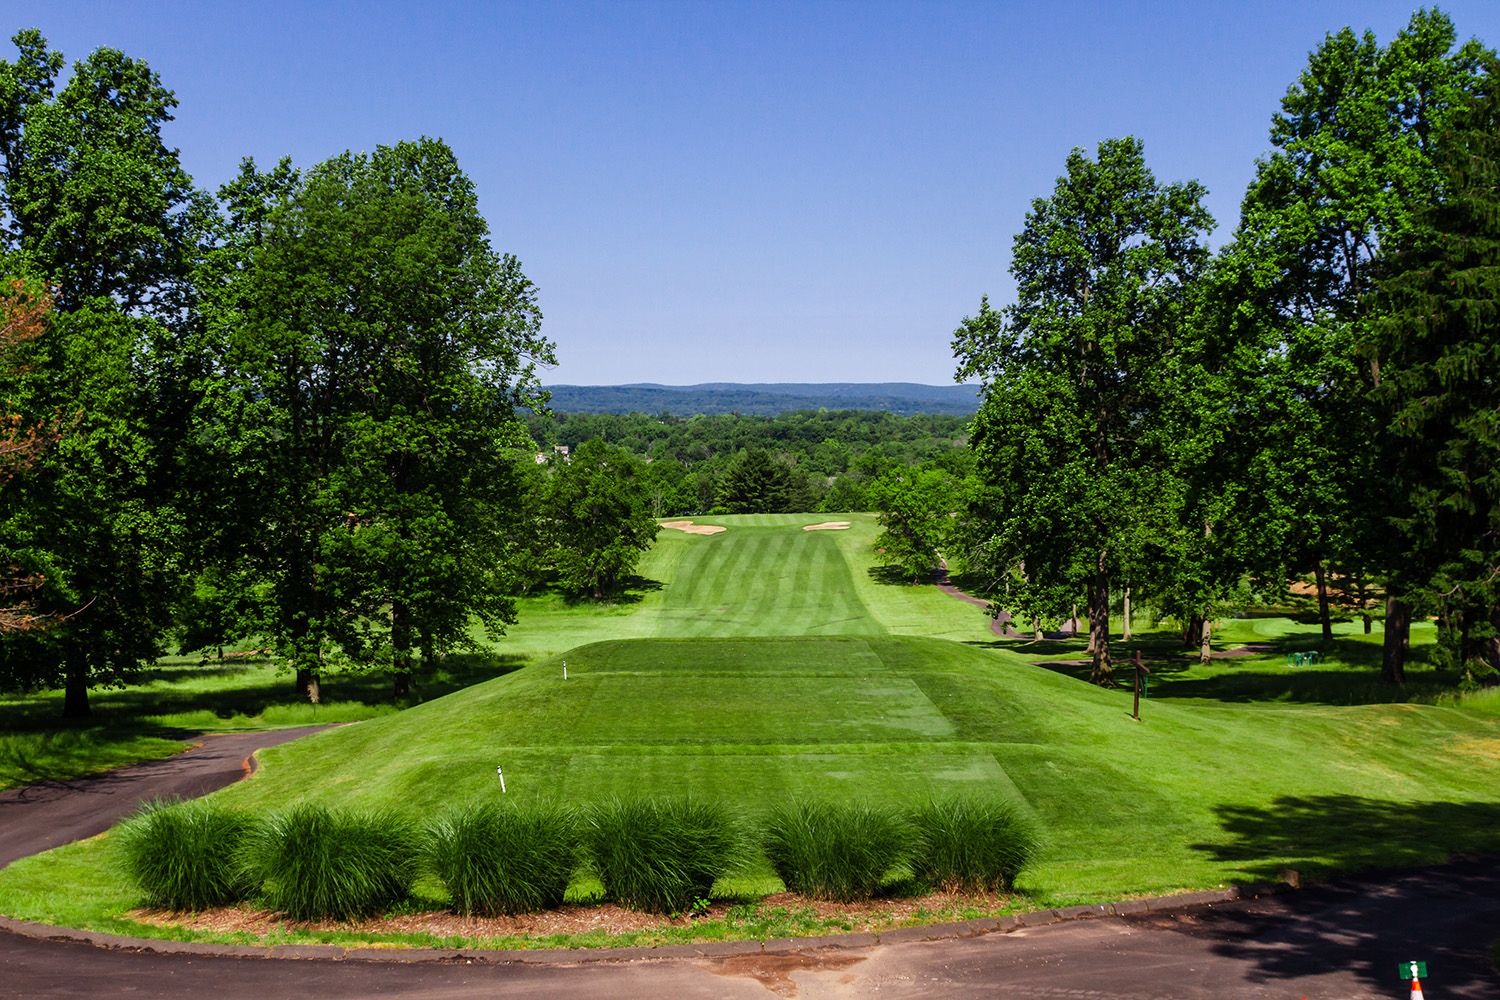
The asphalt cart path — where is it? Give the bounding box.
[0,726,334,868]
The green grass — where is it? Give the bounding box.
[909,795,1040,892]
[0,651,527,790]
[3,513,1498,948]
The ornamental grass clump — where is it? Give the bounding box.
[422,799,579,915]
[908,795,1041,892]
[243,803,418,921]
[761,800,917,902]
[582,797,743,913]
[114,797,256,911]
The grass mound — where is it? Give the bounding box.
[243,803,418,921]
[114,798,256,911]
[582,797,743,913]
[762,800,916,901]
[423,800,578,915]
[909,795,1040,892]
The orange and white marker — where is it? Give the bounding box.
[1409,973,1425,1000]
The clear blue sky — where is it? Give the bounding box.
[11,2,1500,385]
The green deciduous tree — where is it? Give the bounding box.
[0,32,202,714]
[867,466,958,581]
[196,138,552,702]
[954,137,1212,685]
[1232,9,1490,644]
[544,439,659,598]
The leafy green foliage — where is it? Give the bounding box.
[543,439,659,598]
[909,796,1040,892]
[867,466,958,580]
[422,800,579,915]
[1369,51,1500,678]
[761,800,917,901]
[581,797,744,913]
[954,137,1213,684]
[193,138,552,700]
[114,798,255,910]
[242,803,419,922]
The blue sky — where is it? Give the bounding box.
[11,2,1500,385]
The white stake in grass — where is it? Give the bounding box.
[496,765,506,793]
[563,660,567,680]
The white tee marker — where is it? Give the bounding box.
[563,661,567,680]
[496,765,506,793]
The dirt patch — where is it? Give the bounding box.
[127,888,1020,948]
[702,950,868,997]
[802,521,851,531]
[658,520,728,535]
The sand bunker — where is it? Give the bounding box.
[658,520,727,535]
[803,521,852,531]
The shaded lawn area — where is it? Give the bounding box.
[0,651,527,789]
[980,618,1467,707]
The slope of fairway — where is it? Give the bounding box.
[182,634,1500,902]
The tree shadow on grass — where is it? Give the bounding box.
[1169,797,1500,995]
[867,565,929,586]
[0,652,531,733]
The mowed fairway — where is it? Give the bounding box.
[650,517,882,637]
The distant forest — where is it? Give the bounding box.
[542,382,983,417]
[522,409,972,516]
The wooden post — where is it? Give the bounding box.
[1132,649,1151,721]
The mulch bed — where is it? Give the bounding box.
[129,888,1018,946]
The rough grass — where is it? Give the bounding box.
[242,804,419,921]
[422,800,578,915]
[113,798,256,910]
[761,800,916,901]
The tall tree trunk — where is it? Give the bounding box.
[392,599,412,701]
[1122,588,1132,641]
[1070,602,1078,639]
[1033,615,1042,641]
[1085,584,1099,653]
[1088,556,1112,686]
[1185,615,1203,649]
[1382,595,1410,684]
[1488,603,1500,673]
[62,643,90,718]
[1313,559,1333,641]
[1200,615,1213,665]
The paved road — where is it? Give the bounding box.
[0,727,334,868]
[3,727,1498,999]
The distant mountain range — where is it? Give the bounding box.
[541,382,983,417]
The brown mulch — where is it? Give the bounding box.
[128,889,1019,946]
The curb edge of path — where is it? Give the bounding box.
[0,880,1297,965]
